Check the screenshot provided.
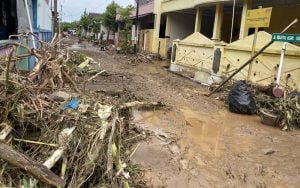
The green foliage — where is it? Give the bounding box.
[61,21,78,31]
[119,5,134,29]
[91,15,103,33]
[74,53,87,64]
[80,12,91,29]
[102,1,120,32]
[119,5,134,53]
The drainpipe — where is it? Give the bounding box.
[24,0,36,49]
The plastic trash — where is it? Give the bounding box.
[97,104,113,121]
[61,98,80,112]
[228,80,257,114]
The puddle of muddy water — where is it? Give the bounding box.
[70,43,81,49]
[132,107,300,187]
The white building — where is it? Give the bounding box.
[0,0,52,41]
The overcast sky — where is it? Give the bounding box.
[59,0,134,22]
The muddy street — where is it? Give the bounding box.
[70,39,300,188]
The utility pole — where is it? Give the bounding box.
[134,0,139,54]
[53,0,58,35]
[59,4,62,34]
[60,4,62,22]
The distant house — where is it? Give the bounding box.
[131,0,155,51]
[115,0,154,51]
[0,0,52,41]
[83,12,114,41]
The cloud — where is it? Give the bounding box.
[60,0,134,22]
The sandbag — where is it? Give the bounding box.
[228,80,257,114]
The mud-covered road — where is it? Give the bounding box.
[68,38,300,188]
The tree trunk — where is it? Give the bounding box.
[0,142,65,187]
[107,29,110,41]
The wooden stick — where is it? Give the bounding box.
[119,101,164,109]
[62,69,80,93]
[13,138,58,147]
[86,70,106,82]
[5,48,15,97]
[107,117,117,181]
[0,142,65,187]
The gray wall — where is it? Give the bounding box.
[168,12,195,47]
[17,0,33,33]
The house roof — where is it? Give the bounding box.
[130,1,154,18]
[88,12,102,18]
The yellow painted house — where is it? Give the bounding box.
[145,0,300,90]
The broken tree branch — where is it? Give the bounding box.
[5,48,15,97]
[87,70,106,82]
[0,142,65,187]
[119,101,164,109]
[62,69,81,93]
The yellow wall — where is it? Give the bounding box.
[221,49,300,90]
[161,0,232,13]
[171,31,300,90]
[139,29,154,52]
[172,32,215,70]
[161,0,194,13]
[157,38,169,58]
[173,43,215,72]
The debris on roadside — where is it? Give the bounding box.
[69,51,101,76]
[0,33,163,187]
[263,148,277,155]
[128,52,156,65]
[212,79,299,131]
[228,80,257,114]
[255,87,300,131]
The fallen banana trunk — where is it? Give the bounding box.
[120,101,165,109]
[0,142,65,187]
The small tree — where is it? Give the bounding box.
[92,15,103,33]
[119,5,134,53]
[80,10,91,30]
[61,21,78,32]
[102,1,120,40]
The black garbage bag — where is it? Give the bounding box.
[228,80,257,114]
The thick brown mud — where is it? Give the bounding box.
[131,108,300,188]
[68,38,300,188]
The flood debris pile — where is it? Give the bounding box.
[69,52,101,76]
[128,52,156,65]
[253,85,300,131]
[221,80,300,131]
[0,33,157,187]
